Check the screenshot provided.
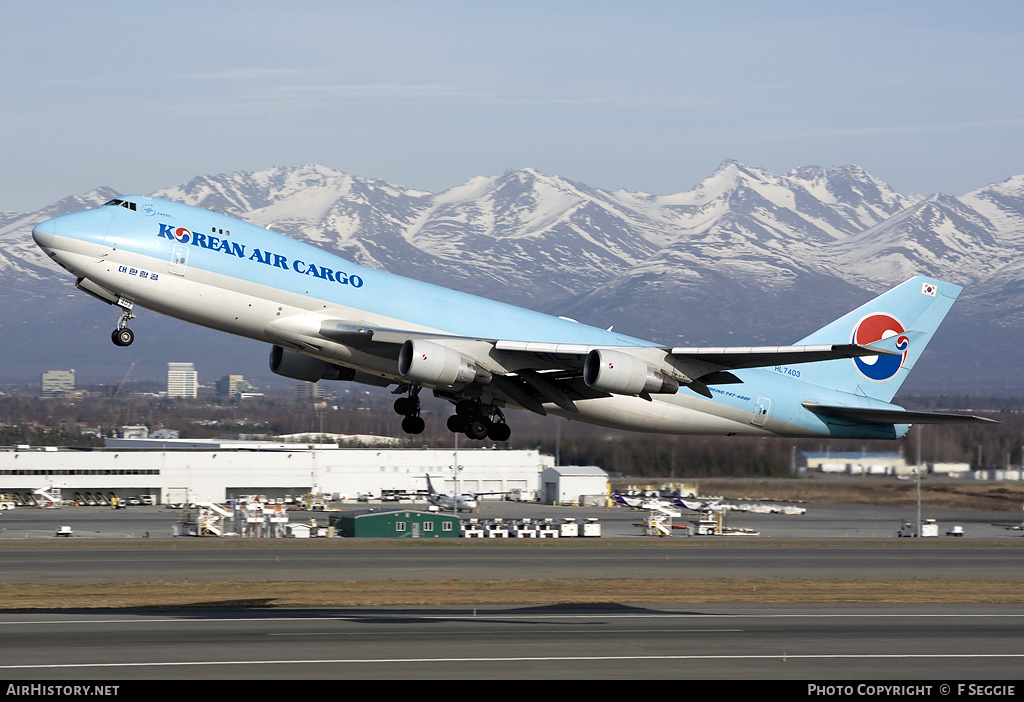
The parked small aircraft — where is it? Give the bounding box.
[421,475,507,512]
[611,490,675,511]
[671,493,725,512]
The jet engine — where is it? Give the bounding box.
[269,346,355,383]
[398,339,492,388]
[583,348,680,396]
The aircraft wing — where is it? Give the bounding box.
[492,340,902,401]
[666,344,899,369]
[493,340,897,366]
[271,316,908,413]
[306,319,899,366]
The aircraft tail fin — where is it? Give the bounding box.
[422,475,438,496]
[791,276,959,402]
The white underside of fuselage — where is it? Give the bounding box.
[47,234,806,438]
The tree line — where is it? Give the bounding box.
[0,393,1019,477]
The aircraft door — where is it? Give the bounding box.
[751,397,771,427]
[169,244,189,276]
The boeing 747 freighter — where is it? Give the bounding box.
[32,196,993,441]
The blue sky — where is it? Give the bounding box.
[3,1,1023,211]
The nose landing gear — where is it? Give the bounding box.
[111,299,136,347]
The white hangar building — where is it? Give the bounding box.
[0,440,556,505]
[541,465,609,506]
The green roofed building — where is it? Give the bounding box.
[329,509,461,538]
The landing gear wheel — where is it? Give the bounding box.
[488,422,511,442]
[401,416,425,435]
[111,328,134,347]
[465,418,490,440]
[446,415,468,433]
[394,397,418,416]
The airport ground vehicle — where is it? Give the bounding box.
[898,519,938,537]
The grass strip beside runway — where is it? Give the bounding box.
[1,578,1023,609]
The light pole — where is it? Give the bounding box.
[315,410,325,441]
[921,429,929,540]
[915,465,922,538]
[450,431,463,522]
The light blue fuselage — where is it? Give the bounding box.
[33,196,915,439]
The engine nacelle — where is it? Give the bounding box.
[269,346,355,383]
[398,339,491,388]
[583,348,680,396]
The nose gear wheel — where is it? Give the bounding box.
[111,328,134,347]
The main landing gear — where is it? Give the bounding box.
[394,386,425,435]
[111,299,136,347]
[394,389,512,441]
[446,400,512,442]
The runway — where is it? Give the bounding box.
[1,502,1022,681]
[1,605,1022,680]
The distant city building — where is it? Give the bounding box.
[120,425,149,440]
[215,374,250,398]
[167,363,198,398]
[295,382,321,401]
[41,370,75,398]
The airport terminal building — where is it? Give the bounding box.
[0,440,557,506]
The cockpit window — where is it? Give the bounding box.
[102,199,137,212]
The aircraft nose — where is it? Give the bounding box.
[32,218,57,248]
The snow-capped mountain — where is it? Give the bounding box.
[1,188,120,296]
[4,162,1023,393]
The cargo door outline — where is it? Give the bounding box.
[170,244,189,276]
[752,396,771,427]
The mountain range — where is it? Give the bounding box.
[2,161,1021,395]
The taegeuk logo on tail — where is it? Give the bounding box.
[852,314,909,381]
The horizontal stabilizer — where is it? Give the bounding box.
[802,402,997,425]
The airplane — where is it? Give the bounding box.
[611,489,649,509]
[420,475,506,512]
[31,195,995,442]
[670,492,724,512]
[611,489,675,511]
